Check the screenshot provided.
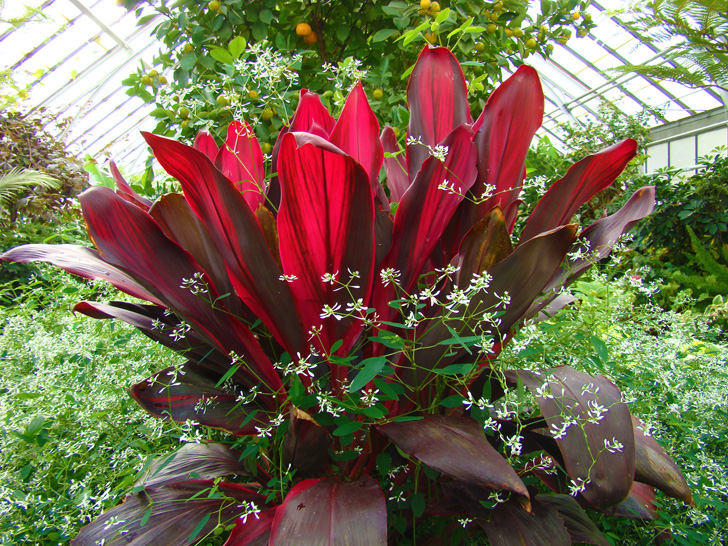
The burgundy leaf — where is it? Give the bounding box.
[515,366,635,509]
[381,126,409,203]
[224,508,277,546]
[377,415,528,498]
[193,129,219,160]
[110,160,152,209]
[455,206,513,288]
[330,82,384,190]
[470,65,543,223]
[277,132,375,355]
[137,443,248,488]
[600,481,657,520]
[131,362,269,434]
[519,139,638,242]
[479,496,571,546]
[269,477,387,546]
[407,46,472,180]
[73,480,267,546]
[143,132,307,358]
[215,120,266,210]
[374,125,477,319]
[538,494,611,546]
[282,407,332,478]
[632,415,693,505]
[80,185,281,390]
[290,89,336,135]
[255,204,282,269]
[0,244,163,305]
[150,193,249,322]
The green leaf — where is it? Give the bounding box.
[252,22,267,41]
[411,492,426,517]
[179,52,197,70]
[259,9,273,24]
[140,506,152,527]
[336,26,350,41]
[228,36,247,59]
[189,513,211,542]
[431,363,475,376]
[590,335,609,363]
[373,29,399,42]
[333,420,363,436]
[368,333,406,349]
[210,48,234,65]
[440,395,465,408]
[435,7,451,24]
[26,416,46,434]
[350,357,388,392]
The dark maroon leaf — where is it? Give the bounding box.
[519,139,638,242]
[374,125,477,319]
[130,362,269,435]
[215,120,266,210]
[143,132,307,359]
[538,494,611,546]
[632,415,693,505]
[381,126,409,203]
[330,82,384,190]
[73,480,267,546]
[224,508,276,546]
[110,160,153,209]
[0,244,163,306]
[282,407,332,478]
[455,206,513,288]
[277,132,375,356]
[255,204,282,269]
[377,415,528,498]
[406,46,472,180]
[515,366,635,509]
[269,476,386,546]
[193,129,219,160]
[138,443,248,488]
[479,496,571,546]
[470,65,543,227]
[605,481,657,520]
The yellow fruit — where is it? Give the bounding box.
[216,95,229,106]
[148,69,159,77]
[323,90,334,98]
[489,12,498,22]
[583,12,592,22]
[179,107,189,119]
[261,107,274,121]
[493,1,503,11]
[141,75,152,85]
[504,28,513,37]
[540,25,548,33]
[393,127,401,138]
[304,31,318,44]
[430,1,440,12]
[418,8,426,15]
[486,23,497,34]
[261,142,273,154]
[546,43,554,52]
[425,31,437,44]
[578,29,588,37]
[373,88,384,99]
[296,22,312,36]
[558,37,568,44]
[526,37,537,49]
[183,43,194,53]
[158,75,167,84]
[420,0,431,9]
[512,27,523,37]
[564,29,572,38]
[208,0,220,11]
[572,11,581,20]
[474,42,485,52]
[116,0,125,5]
[181,120,189,128]
[248,89,259,99]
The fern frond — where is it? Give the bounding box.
[0,168,62,208]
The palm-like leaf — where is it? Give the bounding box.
[0,167,62,208]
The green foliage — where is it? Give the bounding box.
[124,0,597,144]
[615,0,728,92]
[0,167,62,209]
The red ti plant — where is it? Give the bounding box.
[2,45,692,546]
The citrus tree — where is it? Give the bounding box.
[122,0,596,146]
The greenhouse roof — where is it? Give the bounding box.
[1,0,725,173]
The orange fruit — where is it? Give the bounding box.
[296,22,312,36]
[304,31,318,44]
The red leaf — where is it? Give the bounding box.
[193,129,219,160]
[0,244,163,305]
[632,415,693,505]
[269,477,387,546]
[455,206,513,288]
[143,132,307,359]
[406,46,472,180]
[471,65,543,223]
[538,494,611,546]
[131,362,269,435]
[479,496,571,546]
[282,407,332,478]
[374,125,477,319]
[515,366,635,509]
[110,160,152,209]
[519,139,638,242]
[607,481,657,520]
[380,126,409,203]
[377,415,529,498]
[330,82,384,190]
[277,132,375,355]
[215,120,266,210]
[74,481,267,546]
[224,508,276,546]
[290,89,336,135]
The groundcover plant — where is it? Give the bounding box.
[2,46,692,546]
